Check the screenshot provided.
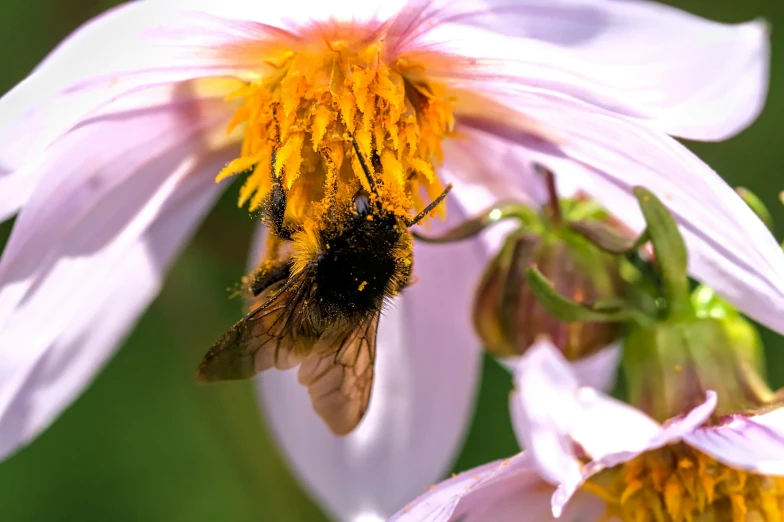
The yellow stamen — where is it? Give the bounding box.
[585,444,784,522]
[216,34,454,224]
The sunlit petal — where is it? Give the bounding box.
[0,140,232,457]
[684,408,784,476]
[416,0,767,140]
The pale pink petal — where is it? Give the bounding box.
[568,343,621,392]
[0,84,233,223]
[163,0,408,30]
[500,344,620,392]
[0,100,234,458]
[0,2,273,174]
[390,451,605,522]
[0,152,227,458]
[0,96,231,310]
[552,391,717,517]
[684,407,784,476]
[509,339,583,485]
[439,130,546,255]
[461,97,784,336]
[256,205,485,521]
[413,0,767,140]
[389,454,533,522]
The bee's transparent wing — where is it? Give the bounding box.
[196,271,312,383]
[297,313,379,435]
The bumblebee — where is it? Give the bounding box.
[197,137,451,435]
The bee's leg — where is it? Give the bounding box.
[249,258,293,297]
[262,148,296,240]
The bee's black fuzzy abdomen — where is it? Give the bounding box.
[313,215,406,320]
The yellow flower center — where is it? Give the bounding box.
[216,37,454,224]
[583,444,784,522]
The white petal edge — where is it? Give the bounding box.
[409,0,768,140]
[684,407,784,476]
[256,204,485,521]
[459,96,784,336]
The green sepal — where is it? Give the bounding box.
[413,202,540,244]
[633,187,692,320]
[526,266,651,326]
[736,187,774,233]
[569,220,647,255]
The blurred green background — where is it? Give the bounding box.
[0,0,782,520]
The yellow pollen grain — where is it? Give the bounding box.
[584,444,784,522]
[358,281,368,292]
[215,36,454,225]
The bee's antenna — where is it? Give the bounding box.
[406,183,453,227]
[347,131,377,194]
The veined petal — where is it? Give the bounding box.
[0,85,235,223]
[684,408,784,476]
[0,1,273,173]
[0,154,226,458]
[0,96,231,300]
[0,100,234,458]
[412,0,768,140]
[256,205,484,521]
[159,0,409,31]
[461,96,784,336]
[390,452,603,522]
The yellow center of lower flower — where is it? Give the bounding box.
[216,38,454,223]
[584,444,784,521]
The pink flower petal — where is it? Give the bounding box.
[256,205,485,521]
[461,97,784,336]
[390,451,605,522]
[552,391,717,517]
[509,339,584,485]
[0,98,234,458]
[167,0,409,31]
[389,454,535,522]
[568,343,621,392]
[415,0,768,140]
[438,129,556,256]
[0,154,226,458]
[684,407,784,476]
[0,2,274,174]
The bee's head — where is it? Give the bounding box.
[347,133,452,228]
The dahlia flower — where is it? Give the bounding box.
[0,1,775,520]
[393,341,784,522]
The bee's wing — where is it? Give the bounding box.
[297,312,380,435]
[196,271,312,383]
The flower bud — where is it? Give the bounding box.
[623,303,776,422]
[473,225,623,359]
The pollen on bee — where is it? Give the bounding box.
[214,30,454,224]
[358,281,368,292]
